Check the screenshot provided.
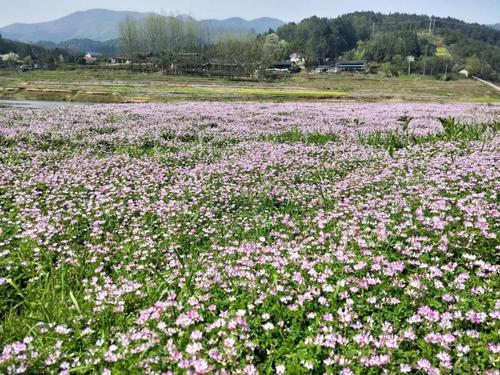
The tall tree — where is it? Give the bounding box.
[119,16,140,61]
[144,14,168,54]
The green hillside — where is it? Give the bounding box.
[277,12,500,81]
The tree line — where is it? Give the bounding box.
[0,34,73,68]
[117,12,500,81]
[118,14,290,78]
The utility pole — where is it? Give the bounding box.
[407,55,415,76]
[372,22,376,36]
[423,44,428,77]
[429,16,433,36]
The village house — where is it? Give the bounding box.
[314,65,337,74]
[459,69,469,78]
[84,52,103,64]
[202,60,245,77]
[268,61,293,72]
[267,58,305,74]
[172,53,206,74]
[337,60,366,72]
[110,57,129,65]
[290,53,306,70]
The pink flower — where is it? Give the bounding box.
[417,358,431,371]
[323,313,334,322]
[466,311,487,324]
[400,364,412,373]
[190,330,203,341]
[192,359,209,374]
[244,364,258,375]
[488,343,500,354]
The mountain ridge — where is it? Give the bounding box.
[0,9,284,43]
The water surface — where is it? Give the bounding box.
[0,100,88,109]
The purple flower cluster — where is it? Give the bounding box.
[0,102,498,374]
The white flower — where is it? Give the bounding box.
[263,322,275,331]
[302,361,313,370]
[186,342,202,355]
[276,364,286,374]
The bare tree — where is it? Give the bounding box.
[144,14,168,54]
[119,16,140,63]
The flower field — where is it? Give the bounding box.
[0,102,499,374]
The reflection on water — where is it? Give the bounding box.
[0,100,88,109]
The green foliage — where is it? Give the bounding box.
[436,117,499,141]
[398,115,413,133]
[378,62,397,77]
[360,117,499,156]
[466,54,482,76]
[263,130,339,145]
[277,16,358,65]
[438,117,464,138]
[361,131,411,157]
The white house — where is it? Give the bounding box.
[84,52,103,64]
[290,53,306,69]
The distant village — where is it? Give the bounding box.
[78,51,369,78]
[1,49,475,82]
[1,49,371,79]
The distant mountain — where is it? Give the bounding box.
[0,9,152,43]
[0,9,284,43]
[35,38,120,56]
[489,23,500,31]
[200,17,284,34]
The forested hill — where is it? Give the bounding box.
[0,34,73,63]
[36,39,120,57]
[277,12,500,80]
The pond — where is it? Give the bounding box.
[0,100,89,109]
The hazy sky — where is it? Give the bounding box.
[1,0,499,27]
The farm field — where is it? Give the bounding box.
[0,102,499,374]
[0,69,499,103]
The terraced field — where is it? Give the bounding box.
[1,70,499,103]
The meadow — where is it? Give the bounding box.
[0,102,499,374]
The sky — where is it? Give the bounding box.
[0,0,499,27]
